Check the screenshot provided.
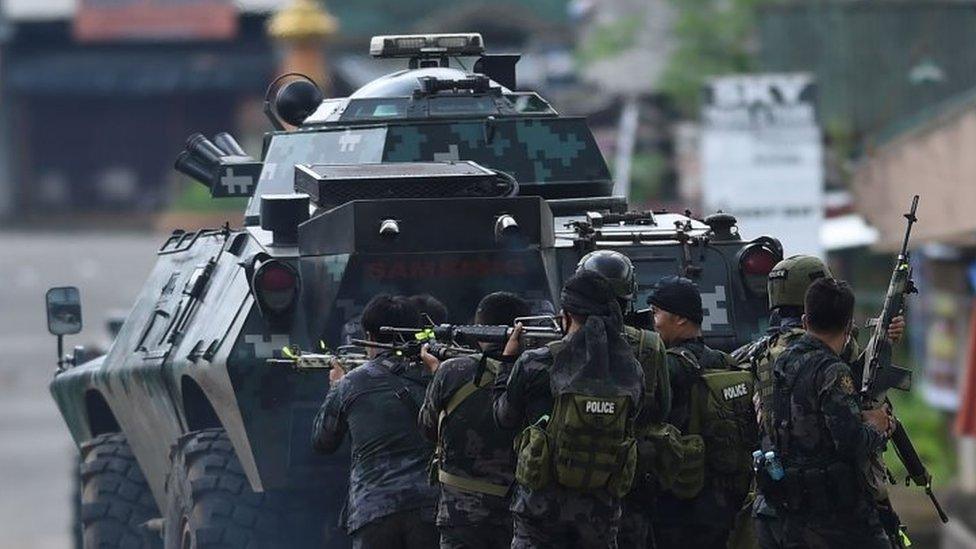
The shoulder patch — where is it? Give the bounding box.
[838,373,856,395]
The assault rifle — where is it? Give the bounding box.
[379,315,564,349]
[349,337,479,362]
[268,337,477,371]
[267,344,369,371]
[859,195,948,524]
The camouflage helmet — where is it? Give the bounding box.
[575,250,637,301]
[767,255,833,308]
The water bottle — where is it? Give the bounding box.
[764,451,785,481]
[752,450,764,472]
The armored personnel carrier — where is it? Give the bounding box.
[47,34,782,548]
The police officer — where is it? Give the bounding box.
[576,250,671,548]
[311,295,439,548]
[417,292,530,549]
[648,276,754,549]
[735,255,831,548]
[737,256,904,548]
[767,278,893,549]
[494,271,645,548]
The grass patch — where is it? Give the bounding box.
[170,181,248,213]
[884,390,955,487]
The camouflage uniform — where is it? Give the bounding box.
[768,334,891,549]
[739,316,897,549]
[311,352,438,547]
[418,351,516,549]
[653,337,748,549]
[735,315,806,549]
[620,324,671,549]
[493,343,643,548]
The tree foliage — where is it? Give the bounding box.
[660,0,766,115]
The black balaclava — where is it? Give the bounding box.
[552,271,641,402]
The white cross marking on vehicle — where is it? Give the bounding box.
[433,144,460,161]
[244,334,291,358]
[221,168,254,194]
[701,285,729,331]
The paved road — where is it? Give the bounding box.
[0,230,159,549]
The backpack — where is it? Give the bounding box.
[669,346,757,496]
[623,325,667,409]
[514,341,640,497]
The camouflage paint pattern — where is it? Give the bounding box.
[384,118,610,193]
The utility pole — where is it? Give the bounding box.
[612,95,639,199]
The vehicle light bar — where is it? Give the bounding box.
[370,33,485,58]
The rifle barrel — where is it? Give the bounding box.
[900,195,919,256]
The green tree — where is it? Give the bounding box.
[661,0,765,116]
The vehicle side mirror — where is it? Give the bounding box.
[46,286,83,336]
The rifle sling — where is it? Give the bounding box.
[376,364,423,417]
[433,356,509,497]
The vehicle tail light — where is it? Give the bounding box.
[738,243,780,295]
[253,260,299,314]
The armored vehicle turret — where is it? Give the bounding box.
[48,33,782,548]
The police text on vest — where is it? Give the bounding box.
[585,400,615,414]
[723,383,748,401]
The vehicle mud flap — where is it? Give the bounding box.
[514,423,551,490]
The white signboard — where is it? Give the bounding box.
[701,73,824,258]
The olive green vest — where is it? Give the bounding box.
[669,345,757,495]
[514,341,639,497]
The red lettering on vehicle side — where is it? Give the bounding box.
[505,260,527,275]
[361,258,530,280]
[365,262,386,279]
[409,261,436,278]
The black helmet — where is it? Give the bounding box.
[575,250,637,302]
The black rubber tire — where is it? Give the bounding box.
[79,433,160,548]
[164,429,293,549]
